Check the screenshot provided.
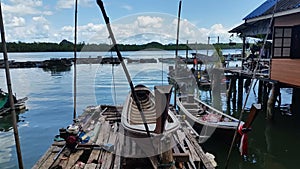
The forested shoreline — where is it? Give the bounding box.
[0,39,243,52]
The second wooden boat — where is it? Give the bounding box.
[176,95,242,143]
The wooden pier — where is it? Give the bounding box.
[33,105,216,169]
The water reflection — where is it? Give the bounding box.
[0,131,15,168]
[41,66,71,76]
[0,110,26,132]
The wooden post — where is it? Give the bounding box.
[292,87,300,118]
[237,76,243,112]
[226,77,233,113]
[232,77,237,112]
[241,37,246,70]
[154,85,173,134]
[154,85,174,169]
[160,136,175,169]
[211,69,222,111]
[263,82,270,112]
[226,77,236,113]
[257,80,263,104]
[266,83,279,120]
[186,40,189,59]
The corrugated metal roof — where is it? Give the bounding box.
[243,0,300,20]
[243,0,277,20]
[264,0,300,15]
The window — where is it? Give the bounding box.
[273,25,300,59]
[273,27,292,58]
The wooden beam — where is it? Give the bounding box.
[173,153,189,162]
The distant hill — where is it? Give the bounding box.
[0,40,243,52]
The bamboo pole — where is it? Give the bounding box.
[73,0,78,120]
[0,3,24,169]
[225,0,279,167]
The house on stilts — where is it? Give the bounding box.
[228,0,300,118]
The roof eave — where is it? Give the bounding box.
[246,7,300,23]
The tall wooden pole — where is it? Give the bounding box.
[0,3,24,169]
[174,0,182,108]
[73,0,78,120]
[96,0,151,137]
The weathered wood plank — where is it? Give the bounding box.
[184,137,201,162]
[32,146,55,169]
[84,163,97,169]
[271,59,300,86]
[173,153,189,162]
[183,128,216,169]
[62,150,84,169]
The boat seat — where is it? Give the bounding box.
[182,103,199,109]
[129,97,157,125]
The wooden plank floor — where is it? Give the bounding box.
[33,105,216,169]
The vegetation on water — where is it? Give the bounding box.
[0,39,243,52]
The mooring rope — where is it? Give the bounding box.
[224,0,279,168]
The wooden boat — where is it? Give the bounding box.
[0,89,27,116]
[121,84,182,158]
[121,84,180,137]
[176,95,242,143]
[0,89,9,110]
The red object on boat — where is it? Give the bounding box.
[238,124,248,156]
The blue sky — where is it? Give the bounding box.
[1,0,265,44]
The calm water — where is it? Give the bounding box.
[0,51,299,169]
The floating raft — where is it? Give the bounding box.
[33,105,216,169]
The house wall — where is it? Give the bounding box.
[271,59,300,86]
[271,13,300,87]
[275,13,300,26]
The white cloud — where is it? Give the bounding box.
[2,0,51,15]
[4,16,26,27]
[1,9,238,44]
[32,16,47,23]
[4,15,51,42]
[56,0,94,9]
[1,0,53,42]
[56,23,107,43]
[56,0,74,9]
[135,16,163,29]
[122,5,133,11]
